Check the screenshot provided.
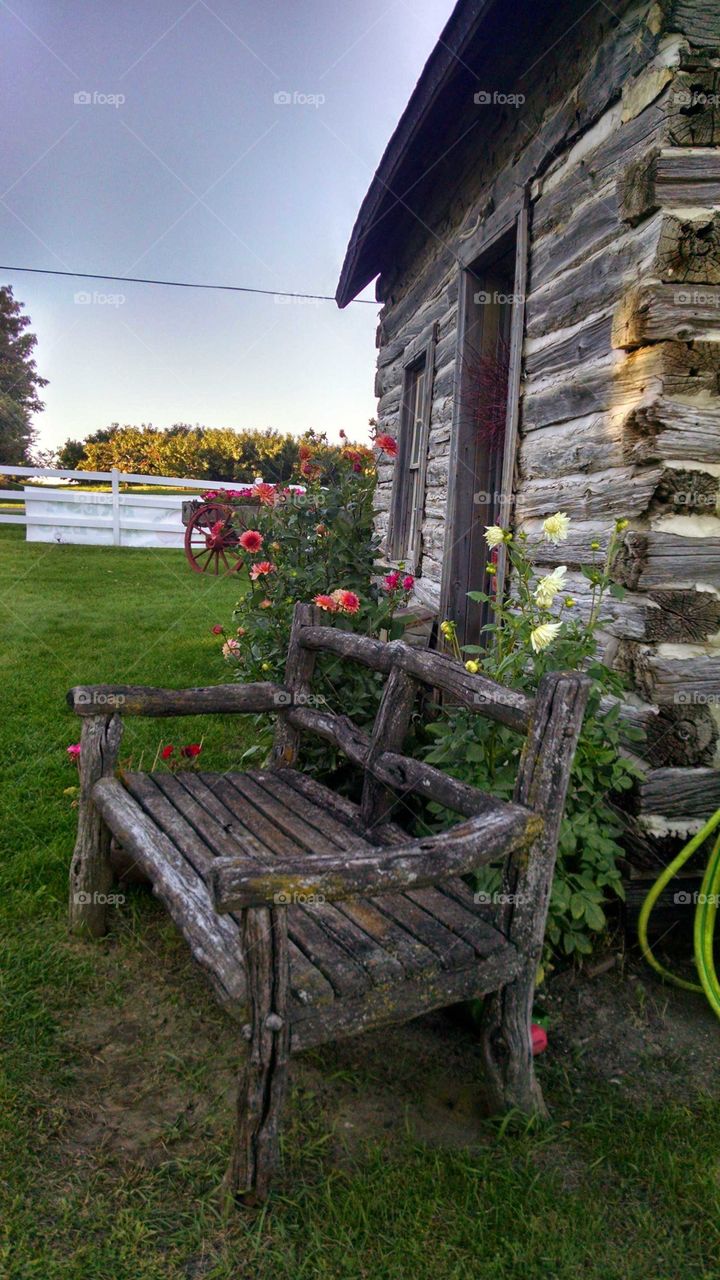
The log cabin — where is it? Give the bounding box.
[336,0,720,867]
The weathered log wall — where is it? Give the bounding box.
[370,0,720,844]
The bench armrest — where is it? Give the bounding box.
[67,681,289,717]
[211,805,542,912]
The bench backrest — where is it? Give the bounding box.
[273,602,536,833]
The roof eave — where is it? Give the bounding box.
[335,0,497,308]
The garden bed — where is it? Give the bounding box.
[1,525,718,1279]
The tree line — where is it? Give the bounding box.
[56,424,371,483]
[0,284,370,482]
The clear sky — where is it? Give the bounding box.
[1,0,452,452]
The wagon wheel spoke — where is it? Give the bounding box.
[184,503,246,575]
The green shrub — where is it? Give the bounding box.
[423,516,643,970]
[215,438,413,777]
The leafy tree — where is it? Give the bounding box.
[0,286,48,464]
[58,427,115,469]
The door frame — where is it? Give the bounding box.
[439,194,529,643]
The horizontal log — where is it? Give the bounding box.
[643,587,720,642]
[613,282,720,347]
[529,182,619,296]
[531,85,673,242]
[666,70,720,147]
[656,212,720,284]
[211,808,541,912]
[67,681,286,717]
[636,767,720,818]
[622,398,720,468]
[620,530,720,588]
[523,340,720,438]
[297,627,532,732]
[519,413,626,480]
[514,466,663,522]
[641,702,717,767]
[633,650,720,705]
[524,313,613,384]
[527,215,663,342]
[619,147,720,225]
[528,527,720,593]
[669,3,720,46]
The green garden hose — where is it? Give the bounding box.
[638,806,720,1021]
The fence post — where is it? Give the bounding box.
[111,468,120,546]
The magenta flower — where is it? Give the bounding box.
[67,743,81,760]
[402,574,415,591]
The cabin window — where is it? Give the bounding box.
[388,335,435,572]
[442,204,528,649]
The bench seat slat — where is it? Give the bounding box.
[251,769,480,973]
[92,768,520,1046]
[211,775,407,990]
[163,773,371,1000]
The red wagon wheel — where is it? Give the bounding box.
[184,502,248,575]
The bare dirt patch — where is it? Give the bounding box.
[57,907,719,1178]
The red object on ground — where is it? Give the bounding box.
[531,1024,548,1056]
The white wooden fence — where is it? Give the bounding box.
[0,464,250,548]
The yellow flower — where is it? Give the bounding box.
[484,525,506,549]
[440,620,456,638]
[530,621,562,653]
[591,541,601,551]
[486,563,497,575]
[534,566,567,609]
[465,660,480,674]
[615,518,628,532]
[541,512,570,545]
[564,596,576,608]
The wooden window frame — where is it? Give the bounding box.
[387,324,437,574]
[440,195,529,639]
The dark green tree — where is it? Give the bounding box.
[0,286,48,464]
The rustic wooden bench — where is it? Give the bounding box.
[67,602,590,1205]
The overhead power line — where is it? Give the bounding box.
[0,264,377,305]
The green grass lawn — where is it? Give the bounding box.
[1,523,719,1280]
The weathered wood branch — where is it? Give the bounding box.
[283,703,517,818]
[67,682,286,717]
[273,602,320,768]
[480,672,591,1114]
[361,664,418,829]
[296,625,532,732]
[68,714,123,937]
[223,906,290,1206]
[212,807,541,912]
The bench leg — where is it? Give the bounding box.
[479,963,546,1116]
[480,672,591,1116]
[222,906,290,1208]
[68,714,123,937]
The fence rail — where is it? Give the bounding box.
[0,464,250,547]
